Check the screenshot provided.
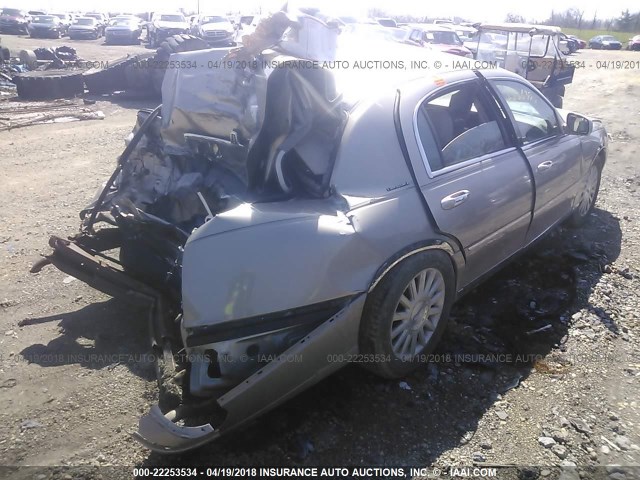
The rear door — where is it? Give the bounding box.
[399,76,534,287]
[488,79,583,241]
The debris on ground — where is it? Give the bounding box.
[0,98,104,131]
[20,419,43,430]
[398,381,412,391]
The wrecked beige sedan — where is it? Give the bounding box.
[34,12,607,452]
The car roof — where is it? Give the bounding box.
[419,24,457,32]
[318,41,526,105]
[478,23,562,35]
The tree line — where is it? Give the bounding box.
[507,9,640,32]
[367,7,640,32]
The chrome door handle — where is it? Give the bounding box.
[537,160,554,171]
[441,190,470,210]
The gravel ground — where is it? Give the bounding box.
[0,35,638,479]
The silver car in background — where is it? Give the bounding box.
[105,16,142,44]
[68,17,101,40]
[37,12,607,453]
[193,14,235,46]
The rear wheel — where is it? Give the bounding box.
[359,250,455,379]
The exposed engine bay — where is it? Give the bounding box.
[84,52,345,301]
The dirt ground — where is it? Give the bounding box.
[0,33,639,478]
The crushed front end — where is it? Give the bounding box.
[34,12,370,452]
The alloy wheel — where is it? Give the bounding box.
[390,268,445,359]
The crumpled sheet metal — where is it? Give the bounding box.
[160,47,267,156]
[135,294,366,453]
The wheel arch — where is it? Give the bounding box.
[594,146,606,169]
[367,239,460,294]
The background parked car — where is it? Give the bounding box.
[147,12,190,47]
[68,17,102,40]
[193,14,235,46]
[376,18,397,28]
[232,14,263,43]
[567,34,586,49]
[559,33,578,54]
[84,13,108,36]
[49,12,73,35]
[444,24,477,43]
[0,8,30,34]
[28,15,64,38]
[414,25,473,57]
[628,35,640,51]
[105,16,142,44]
[589,35,622,50]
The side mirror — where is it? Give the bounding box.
[566,113,592,135]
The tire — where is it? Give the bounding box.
[567,159,603,227]
[150,34,208,95]
[123,53,155,91]
[18,49,38,70]
[359,250,455,379]
[83,55,142,94]
[13,69,85,100]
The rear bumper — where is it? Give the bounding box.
[0,22,27,32]
[69,30,97,38]
[29,28,60,37]
[135,294,365,453]
[105,32,138,43]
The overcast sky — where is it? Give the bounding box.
[18,0,637,22]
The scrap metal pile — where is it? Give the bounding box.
[1,34,211,101]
